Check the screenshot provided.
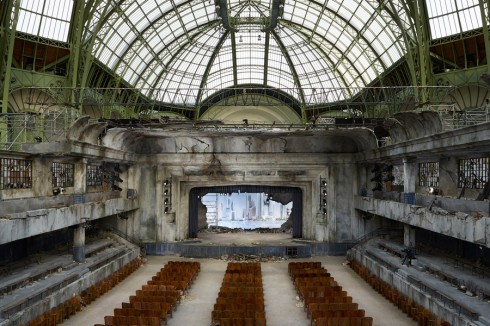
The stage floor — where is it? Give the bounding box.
[195,231,296,246]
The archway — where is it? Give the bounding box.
[189,185,303,239]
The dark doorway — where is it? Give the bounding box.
[189,185,303,238]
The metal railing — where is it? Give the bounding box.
[0,109,79,151]
[424,104,489,130]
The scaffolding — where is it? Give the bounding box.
[424,103,489,130]
[0,108,79,151]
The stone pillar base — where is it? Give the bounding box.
[73,245,85,263]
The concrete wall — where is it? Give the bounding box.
[127,151,366,242]
[0,198,139,245]
[355,196,490,246]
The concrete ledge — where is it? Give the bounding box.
[0,248,140,326]
[145,241,355,258]
[0,198,139,245]
[355,196,490,246]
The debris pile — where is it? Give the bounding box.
[203,225,287,234]
[219,253,287,262]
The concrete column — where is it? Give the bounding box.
[403,158,417,249]
[73,225,86,263]
[327,163,357,242]
[403,157,418,193]
[403,224,416,247]
[74,158,87,194]
[439,157,459,197]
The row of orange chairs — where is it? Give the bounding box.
[212,262,266,326]
[149,261,200,293]
[24,257,142,326]
[25,295,82,326]
[288,262,373,326]
[82,258,143,305]
[101,260,200,326]
[349,259,450,326]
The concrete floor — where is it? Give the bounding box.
[63,255,416,326]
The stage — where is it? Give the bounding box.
[144,231,354,258]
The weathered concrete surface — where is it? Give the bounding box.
[348,241,488,326]
[102,127,379,154]
[21,140,138,163]
[355,196,490,246]
[0,248,139,326]
[0,192,121,215]
[388,111,443,142]
[360,121,490,163]
[0,198,139,244]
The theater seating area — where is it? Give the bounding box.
[349,259,450,326]
[23,257,142,326]
[18,257,430,326]
[99,261,200,326]
[212,262,266,326]
[289,262,373,326]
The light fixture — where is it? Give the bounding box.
[258,34,261,41]
[164,177,171,213]
[239,35,243,42]
[320,177,328,211]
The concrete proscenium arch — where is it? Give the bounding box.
[189,185,303,239]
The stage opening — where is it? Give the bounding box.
[201,192,293,230]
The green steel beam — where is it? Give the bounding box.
[381,0,419,87]
[2,0,19,114]
[79,0,113,92]
[109,0,195,84]
[281,21,361,89]
[39,54,71,73]
[231,31,238,87]
[263,32,270,85]
[0,0,13,94]
[146,22,218,95]
[429,52,461,70]
[196,29,229,114]
[479,0,490,74]
[66,0,85,108]
[271,29,306,120]
[413,0,433,92]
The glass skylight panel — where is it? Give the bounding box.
[426,0,482,40]
[86,0,411,106]
[147,67,162,85]
[267,37,296,94]
[97,46,113,65]
[141,1,162,22]
[17,0,73,42]
[459,8,482,32]
[335,0,356,22]
[336,65,355,87]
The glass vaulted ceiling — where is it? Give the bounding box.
[92,0,408,106]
